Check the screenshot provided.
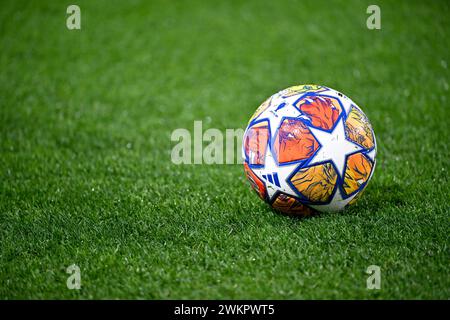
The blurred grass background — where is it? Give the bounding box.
[0,0,449,299]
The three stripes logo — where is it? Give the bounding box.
[262,172,281,187]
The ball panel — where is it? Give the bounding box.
[290,162,337,203]
[273,119,318,164]
[271,193,315,217]
[343,153,373,196]
[345,106,375,149]
[243,162,267,200]
[280,84,327,98]
[295,95,342,130]
[243,121,270,166]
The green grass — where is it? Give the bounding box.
[0,0,449,299]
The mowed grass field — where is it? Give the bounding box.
[0,0,449,299]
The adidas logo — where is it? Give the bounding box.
[261,173,281,187]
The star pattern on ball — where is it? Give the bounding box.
[251,94,304,138]
[307,117,363,179]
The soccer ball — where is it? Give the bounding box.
[242,84,377,216]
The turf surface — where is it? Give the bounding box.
[0,0,449,299]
